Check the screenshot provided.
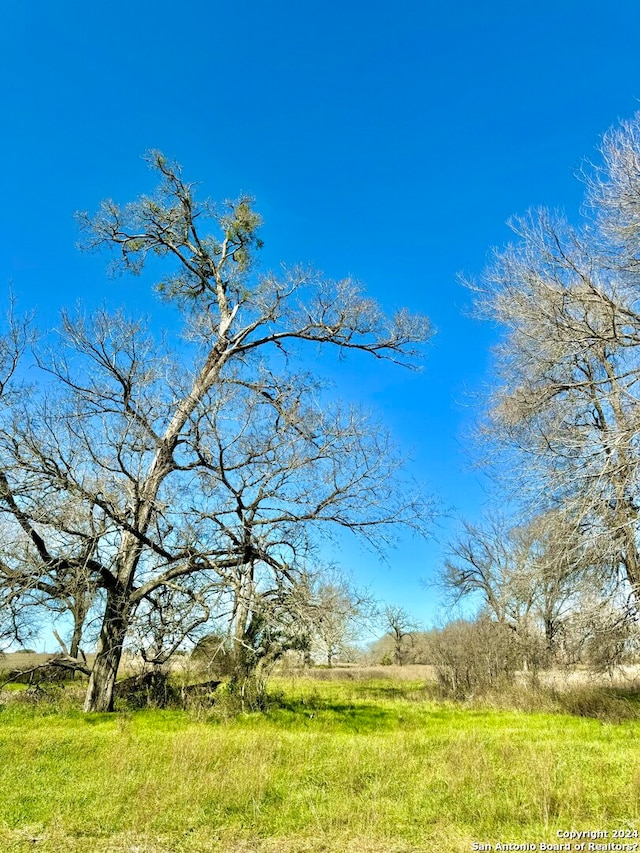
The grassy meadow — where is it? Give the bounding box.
[1,669,640,852]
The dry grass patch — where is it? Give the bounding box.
[286,664,437,682]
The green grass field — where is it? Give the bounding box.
[1,674,640,852]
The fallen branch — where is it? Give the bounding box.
[0,654,91,686]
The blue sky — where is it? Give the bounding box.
[3,1,640,631]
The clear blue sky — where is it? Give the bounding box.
[2,1,640,630]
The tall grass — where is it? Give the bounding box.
[1,675,639,852]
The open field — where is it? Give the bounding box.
[1,673,640,852]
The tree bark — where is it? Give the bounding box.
[70,596,88,661]
[83,587,129,712]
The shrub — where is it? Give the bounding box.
[190,633,236,678]
[428,617,520,699]
[113,669,179,710]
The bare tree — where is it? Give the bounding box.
[471,113,640,610]
[0,153,431,711]
[442,514,533,630]
[0,304,46,654]
[312,585,359,668]
[442,510,597,655]
[380,605,421,665]
[304,578,372,667]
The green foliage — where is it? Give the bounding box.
[80,153,265,304]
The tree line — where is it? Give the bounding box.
[5,113,640,710]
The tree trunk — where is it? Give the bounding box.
[68,619,83,681]
[70,598,87,660]
[69,629,81,661]
[394,637,404,666]
[83,588,129,712]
